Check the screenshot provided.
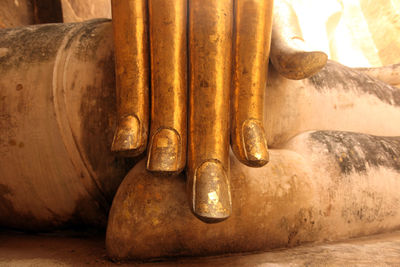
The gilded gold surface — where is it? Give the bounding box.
[242,119,269,164]
[109,0,328,224]
[111,115,140,152]
[231,0,273,167]
[147,0,187,174]
[147,128,181,174]
[193,161,232,223]
[270,0,327,80]
[187,0,233,223]
[111,0,149,157]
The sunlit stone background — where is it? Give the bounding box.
[56,0,400,68]
[60,0,111,23]
[288,0,400,67]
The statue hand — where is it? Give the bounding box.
[110,0,327,223]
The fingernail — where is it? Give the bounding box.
[111,115,142,155]
[147,128,182,174]
[192,160,232,223]
[242,120,269,167]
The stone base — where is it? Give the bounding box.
[1,230,400,266]
[106,130,400,260]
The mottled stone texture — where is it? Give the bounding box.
[0,19,400,261]
[0,21,134,231]
[106,131,400,260]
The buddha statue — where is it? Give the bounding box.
[0,0,399,261]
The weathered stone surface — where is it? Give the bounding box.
[0,21,134,231]
[265,60,400,147]
[106,130,400,260]
[355,63,400,88]
[0,20,399,248]
[1,21,400,233]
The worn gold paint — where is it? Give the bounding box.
[111,0,149,157]
[147,128,181,173]
[111,115,140,153]
[232,0,273,167]
[152,218,160,226]
[192,161,231,222]
[187,0,233,223]
[270,0,327,80]
[147,0,187,174]
[243,119,270,163]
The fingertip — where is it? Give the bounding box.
[146,128,184,175]
[190,160,232,223]
[111,115,146,157]
[274,50,328,80]
[242,119,269,167]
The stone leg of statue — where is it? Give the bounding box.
[2,21,400,260]
[107,131,400,260]
[270,0,327,80]
[106,59,400,260]
[147,0,187,174]
[110,0,149,157]
[264,60,400,148]
[187,0,234,223]
[355,63,400,88]
[231,0,273,167]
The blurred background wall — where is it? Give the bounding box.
[287,0,400,67]
[60,0,111,23]
[0,0,110,28]
[0,0,36,28]
[0,0,399,68]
